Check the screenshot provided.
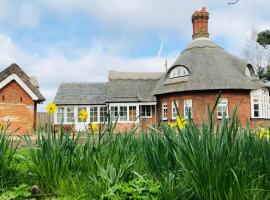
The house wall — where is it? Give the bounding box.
[156,90,252,125]
[0,80,36,135]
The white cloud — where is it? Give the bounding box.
[0,34,175,111]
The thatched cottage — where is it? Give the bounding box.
[54,7,268,131]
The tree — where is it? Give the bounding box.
[257,30,270,48]
[242,30,270,71]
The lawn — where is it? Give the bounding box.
[1,108,270,199]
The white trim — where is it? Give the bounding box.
[0,73,38,100]
[139,102,157,106]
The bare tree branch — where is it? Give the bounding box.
[228,0,240,5]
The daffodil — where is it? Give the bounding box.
[266,130,270,141]
[0,123,3,130]
[176,116,186,129]
[168,122,175,128]
[90,123,98,131]
[79,109,88,121]
[46,102,58,114]
[260,127,265,139]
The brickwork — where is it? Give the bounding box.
[157,90,251,125]
[0,80,36,135]
[192,7,209,39]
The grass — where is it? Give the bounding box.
[1,103,270,199]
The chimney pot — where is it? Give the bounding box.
[192,7,209,40]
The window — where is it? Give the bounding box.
[90,106,98,122]
[184,99,192,119]
[172,101,178,119]
[162,102,168,120]
[100,106,107,122]
[169,66,189,78]
[120,106,128,121]
[78,107,87,122]
[217,98,228,119]
[251,89,270,118]
[110,106,118,122]
[141,105,152,118]
[66,107,74,123]
[57,107,65,123]
[129,106,137,121]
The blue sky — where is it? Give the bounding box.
[0,0,269,111]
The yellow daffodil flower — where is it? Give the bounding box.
[266,130,270,141]
[176,116,186,129]
[168,122,175,128]
[259,128,265,139]
[0,123,3,130]
[46,102,58,114]
[90,123,98,130]
[79,109,88,121]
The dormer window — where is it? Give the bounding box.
[245,64,256,77]
[169,66,189,79]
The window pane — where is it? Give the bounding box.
[66,107,74,123]
[217,99,228,118]
[162,103,167,120]
[120,106,128,121]
[110,106,118,121]
[141,105,151,117]
[129,106,136,121]
[100,106,107,122]
[57,107,65,123]
[78,107,87,122]
[90,107,98,122]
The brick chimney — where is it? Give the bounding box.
[192,7,209,39]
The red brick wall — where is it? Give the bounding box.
[0,80,36,135]
[157,90,251,125]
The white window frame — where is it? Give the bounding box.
[109,103,142,123]
[184,99,192,119]
[89,106,98,123]
[100,106,107,123]
[162,102,168,121]
[169,66,189,79]
[129,106,137,122]
[57,107,65,124]
[251,89,270,119]
[141,105,152,118]
[217,98,228,119]
[77,106,88,123]
[172,101,178,120]
[119,106,128,122]
[66,107,75,123]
